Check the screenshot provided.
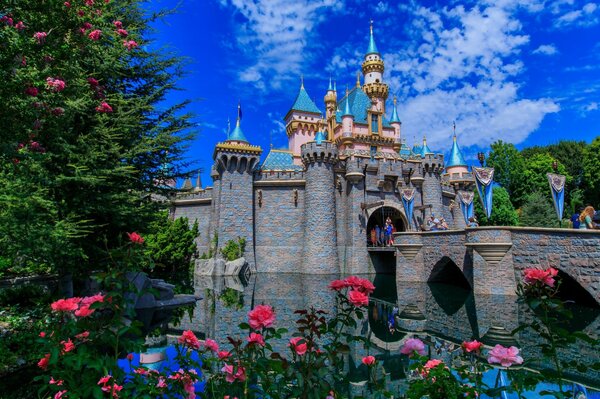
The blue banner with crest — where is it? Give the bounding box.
[473,167,494,219]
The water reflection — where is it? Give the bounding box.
[165,272,600,395]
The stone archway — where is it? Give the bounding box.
[366,204,408,246]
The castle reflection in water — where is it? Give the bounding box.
[164,272,600,396]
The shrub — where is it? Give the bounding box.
[221,237,246,262]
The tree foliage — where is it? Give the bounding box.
[521,153,571,201]
[519,191,560,227]
[583,137,600,207]
[486,141,527,207]
[474,186,519,226]
[0,0,194,276]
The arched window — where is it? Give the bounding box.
[371,114,379,133]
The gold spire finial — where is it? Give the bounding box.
[356,72,360,87]
[236,101,241,126]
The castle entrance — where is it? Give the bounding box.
[366,206,406,247]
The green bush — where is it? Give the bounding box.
[0,283,51,308]
[221,237,246,262]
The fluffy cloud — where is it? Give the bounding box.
[533,44,559,55]
[554,2,599,27]
[221,0,342,92]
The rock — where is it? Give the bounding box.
[224,257,246,276]
[194,258,226,276]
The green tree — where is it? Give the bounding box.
[474,186,519,226]
[522,153,571,201]
[582,137,600,207]
[143,213,199,273]
[486,141,527,207]
[0,1,194,276]
[519,191,560,227]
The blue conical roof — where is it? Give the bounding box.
[314,130,326,144]
[367,24,379,55]
[399,142,412,158]
[328,77,333,91]
[446,135,467,167]
[420,137,433,158]
[228,119,248,143]
[290,81,321,114]
[390,98,401,123]
[343,94,352,117]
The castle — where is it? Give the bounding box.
[173,23,475,275]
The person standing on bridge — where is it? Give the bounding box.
[375,224,382,246]
[579,206,597,229]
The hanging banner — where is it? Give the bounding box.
[547,173,566,222]
[457,190,475,225]
[401,188,416,231]
[473,167,495,219]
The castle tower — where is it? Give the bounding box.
[284,77,323,165]
[418,136,445,222]
[324,78,337,141]
[301,128,339,274]
[390,96,402,151]
[444,131,472,229]
[361,21,389,112]
[211,104,262,262]
[340,90,355,147]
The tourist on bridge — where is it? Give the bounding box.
[386,222,393,246]
[468,216,479,228]
[579,206,598,229]
[571,207,583,229]
[370,227,377,247]
[375,225,382,246]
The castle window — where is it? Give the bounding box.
[371,114,379,134]
[370,146,377,160]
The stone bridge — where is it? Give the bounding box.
[393,227,600,304]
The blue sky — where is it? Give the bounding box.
[146,0,600,185]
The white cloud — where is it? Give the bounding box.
[585,102,599,111]
[533,44,559,55]
[221,0,343,92]
[375,2,388,14]
[555,2,599,27]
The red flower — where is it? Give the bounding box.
[127,231,144,244]
[289,337,307,356]
[52,107,65,116]
[524,267,558,287]
[487,345,523,367]
[218,350,231,360]
[362,355,376,366]
[113,20,123,28]
[424,358,443,371]
[64,2,71,7]
[328,279,347,291]
[54,390,67,399]
[247,332,265,347]
[49,377,64,386]
[46,77,66,92]
[202,338,219,352]
[87,77,99,87]
[38,354,50,370]
[248,304,275,330]
[39,331,46,338]
[75,331,90,340]
[117,28,128,37]
[123,40,138,50]
[178,330,200,349]
[127,353,134,361]
[51,297,81,312]
[221,364,246,383]
[88,29,102,41]
[74,305,94,317]
[348,289,369,307]
[462,340,483,353]
[61,339,75,353]
[344,276,375,294]
[15,21,26,31]
[25,87,38,96]
[33,32,48,44]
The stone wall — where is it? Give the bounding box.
[172,200,212,255]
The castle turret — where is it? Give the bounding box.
[341,90,354,147]
[211,104,262,262]
[418,136,445,222]
[390,97,402,151]
[324,78,338,141]
[444,130,474,229]
[301,129,339,274]
[285,77,323,165]
[361,21,388,111]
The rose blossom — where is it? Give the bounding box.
[523,267,558,287]
[218,350,231,360]
[247,332,265,347]
[156,377,167,388]
[221,364,246,383]
[248,304,275,330]
[289,337,307,356]
[39,331,46,338]
[88,29,102,40]
[61,339,75,353]
[178,330,200,349]
[33,32,47,44]
[54,391,67,399]
[462,340,483,353]
[400,338,426,357]
[123,40,138,50]
[38,354,51,370]
[25,87,38,96]
[423,358,443,371]
[51,297,80,312]
[202,338,219,352]
[487,345,523,368]
[348,289,369,307]
[126,231,144,244]
[15,21,26,31]
[362,355,375,366]
[117,28,128,37]
[328,279,347,291]
[46,77,66,92]
[49,377,64,385]
[344,276,375,294]
[96,102,113,113]
[87,77,99,87]
[113,20,123,28]
[75,331,89,340]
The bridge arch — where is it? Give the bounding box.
[427,256,472,290]
[366,203,408,246]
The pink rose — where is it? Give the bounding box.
[289,337,307,356]
[74,305,93,317]
[113,20,123,29]
[117,28,128,37]
[54,390,67,399]
[61,339,75,353]
[39,331,46,338]
[328,279,347,291]
[46,77,66,92]
[87,77,99,87]
[178,330,200,349]
[38,354,50,370]
[487,345,523,368]
[33,32,47,44]
[423,358,443,370]
[49,377,64,385]
[247,332,265,347]
[218,350,231,360]
[462,340,483,353]
[344,276,376,294]
[75,331,90,340]
[126,231,143,244]
[123,40,138,50]
[64,2,71,7]
[202,338,219,352]
[88,29,102,41]
[221,364,246,383]
[348,289,369,307]
[362,355,375,366]
[523,267,558,287]
[51,297,81,312]
[15,21,26,31]
[248,304,275,330]
[400,338,426,357]
[156,377,167,388]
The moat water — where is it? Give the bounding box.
[156,272,600,398]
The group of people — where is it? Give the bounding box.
[571,206,599,229]
[426,214,449,231]
[370,217,396,247]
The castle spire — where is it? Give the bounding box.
[356,72,361,87]
[328,77,333,92]
[446,123,467,167]
[367,19,379,55]
[228,102,248,143]
[390,96,401,123]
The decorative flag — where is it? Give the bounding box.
[547,173,566,222]
[457,191,475,225]
[401,188,416,231]
[473,167,495,219]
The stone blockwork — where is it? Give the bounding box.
[394,227,600,302]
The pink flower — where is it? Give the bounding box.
[39,331,46,338]
[202,338,219,352]
[423,358,443,370]
[218,350,231,360]
[77,10,85,17]
[462,340,483,353]
[523,267,558,288]
[400,338,426,357]
[183,381,196,399]
[98,376,111,386]
[74,305,94,317]
[221,364,246,383]
[75,331,90,340]
[64,2,71,7]
[95,102,113,113]
[88,29,102,40]
[0,15,13,26]
[46,77,66,92]
[82,22,92,31]
[156,377,167,388]
[113,20,123,28]
[344,276,376,294]
[248,304,275,330]
[29,141,46,153]
[49,377,64,385]
[51,298,80,312]
[328,279,347,291]
[117,28,128,37]
[85,0,94,5]
[24,87,38,96]
[15,21,26,31]
[38,354,50,370]
[52,107,65,116]
[54,390,67,399]
[348,289,369,307]
[123,40,139,50]
[247,332,265,347]
[487,345,523,368]
[362,355,376,366]
[87,77,99,87]
[126,231,143,243]
[289,337,307,356]
[81,293,104,306]
[61,339,75,353]
[103,384,122,397]
[134,368,149,375]
[178,330,200,349]
[33,32,48,44]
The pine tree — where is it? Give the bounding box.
[0,0,194,276]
